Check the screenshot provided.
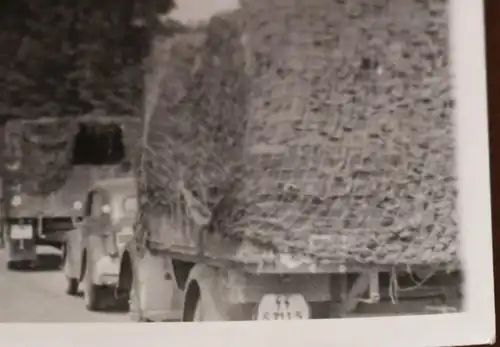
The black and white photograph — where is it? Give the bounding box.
[0,0,494,346]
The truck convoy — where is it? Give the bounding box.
[0,114,140,270]
[63,177,136,312]
[0,0,462,321]
[111,0,462,322]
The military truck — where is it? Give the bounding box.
[63,177,136,312]
[0,114,140,270]
[115,0,462,322]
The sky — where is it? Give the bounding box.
[166,0,240,24]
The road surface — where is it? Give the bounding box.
[0,246,129,323]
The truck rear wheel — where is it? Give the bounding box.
[183,265,236,322]
[193,297,204,321]
[191,293,229,321]
[185,282,227,322]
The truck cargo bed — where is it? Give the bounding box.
[146,242,459,275]
[143,214,460,274]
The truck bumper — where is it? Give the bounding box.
[340,298,461,317]
[6,239,37,262]
[213,269,461,320]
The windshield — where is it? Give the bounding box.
[71,122,125,165]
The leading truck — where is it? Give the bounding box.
[115,1,462,322]
[0,114,140,270]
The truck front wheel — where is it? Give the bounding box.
[7,260,30,270]
[84,282,108,311]
[184,281,227,322]
[192,297,204,321]
[82,252,107,311]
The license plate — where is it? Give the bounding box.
[256,294,310,320]
[10,225,34,240]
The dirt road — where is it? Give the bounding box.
[0,246,129,323]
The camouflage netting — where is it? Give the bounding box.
[141,12,245,204]
[3,116,141,196]
[140,0,459,266]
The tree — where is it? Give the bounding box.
[0,0,176,123]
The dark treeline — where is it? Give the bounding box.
[0,0,175,122]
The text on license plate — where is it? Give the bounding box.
[10,225,34,240]
[256,294,310,320]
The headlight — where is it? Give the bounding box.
[101,204,111,214]
[11,196,21,207]
[73,201,83,210]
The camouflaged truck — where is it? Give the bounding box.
[0,114,140,270]
[115,1,463,322]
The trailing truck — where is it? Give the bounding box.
[0,114,139,270]
[63,177,136,311]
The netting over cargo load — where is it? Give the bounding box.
[139,0,459,266]
[3,115,141,196]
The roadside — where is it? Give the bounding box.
[0,246,129,323]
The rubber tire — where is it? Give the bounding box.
[83,254,107,312]
[84,282,107,312]
[59,243,68,270]
[193,297,204,322]
[114,287,130,312]
[6,261,19,271]
[7,260,29,271]
[66,277,79,296]
[191,294,227,322]
[189,291,253,322]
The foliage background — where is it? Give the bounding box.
[0,0,175,122]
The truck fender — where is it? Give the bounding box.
[118,250,133,293]
[78,229,91,282]
[183,264,229,321]
[125,248,183,321]
[79,249,87,282]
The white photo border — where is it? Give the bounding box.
[0,0,495,346]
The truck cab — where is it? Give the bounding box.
[63,177,137,311]
[1,116,139,270]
